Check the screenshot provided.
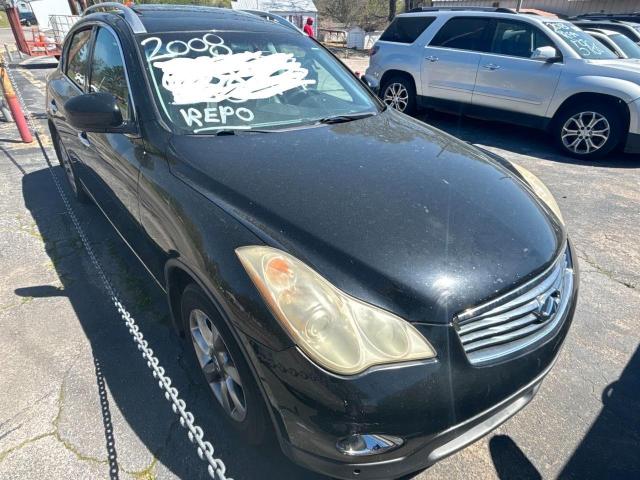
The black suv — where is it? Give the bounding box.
[47,4,577,479]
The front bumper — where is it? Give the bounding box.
[283,356,551,479]
[625,98,640,153]
[238,247,578,480]
[624,132,640,154]
[362,71,380,94]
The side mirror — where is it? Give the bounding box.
[64,92,125,132]
[531,46,561,63]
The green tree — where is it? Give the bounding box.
[317,0,403,30]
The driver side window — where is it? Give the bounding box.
[491,20,555,58]
[90,28,131,122]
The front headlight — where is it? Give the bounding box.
[512,163,564,225]
[236,246,436,375]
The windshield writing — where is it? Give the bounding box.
[140,31,378,134]
[544,22,616,59]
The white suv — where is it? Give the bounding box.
[365,7,640,158]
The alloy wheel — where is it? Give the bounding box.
[383,82,409,112]
[189,308,247,422]
[561,111,610,155]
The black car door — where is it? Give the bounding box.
[48,26,94,171]
[79,26,157,280]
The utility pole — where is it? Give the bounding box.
[516,0,523,12]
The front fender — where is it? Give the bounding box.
[548,74,640,117]
[137,127,293,353]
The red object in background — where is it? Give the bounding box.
[303,17,314,38]
[5,94,32,142]
[0,67,33,143]
[25,27,62,57]
[4,6,62,57]
[5,7,29,53]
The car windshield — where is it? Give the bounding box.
[610,33,640,58]
[138,30,380,134]
[544,21,617,59]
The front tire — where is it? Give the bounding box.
[553,102,624,159]
[181,283,267,443]
[51,129,88,203]
[380,75,417,115]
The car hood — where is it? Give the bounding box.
[168,110,565,324]
[583,58,640,80]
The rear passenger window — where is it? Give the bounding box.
[66,29,92,89]
[430,17,492,52]
[380,16,436,43]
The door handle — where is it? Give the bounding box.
[426,55,438,62]
[482,63,501,70]
[78,131,91,147]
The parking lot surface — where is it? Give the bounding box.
[0,61,638,480]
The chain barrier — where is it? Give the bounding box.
[2,59,233,480]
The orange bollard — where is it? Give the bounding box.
[0,65,33,143]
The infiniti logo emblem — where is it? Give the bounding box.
[534,290,561,322]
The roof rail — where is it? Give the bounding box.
[83,2,146,34]
[570,17,624,24]
[573,12,640,19]
[409,6,516,14]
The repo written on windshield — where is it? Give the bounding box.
[141,32,316,132]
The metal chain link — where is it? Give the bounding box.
[2,59,233,480]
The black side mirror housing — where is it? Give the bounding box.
[64,92,127,133]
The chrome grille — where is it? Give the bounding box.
[455,248,573,366]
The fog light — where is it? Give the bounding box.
[336,434,404,456]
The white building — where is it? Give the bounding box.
[231,0,318,34]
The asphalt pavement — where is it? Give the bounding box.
[0,61,638,480]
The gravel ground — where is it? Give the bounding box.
[0,60,638,480]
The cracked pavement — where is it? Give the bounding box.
[0,60,638,480]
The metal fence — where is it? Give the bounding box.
[49,15,81,46]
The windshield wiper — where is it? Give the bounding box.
[316,112,377,125]
[212,128,277,136]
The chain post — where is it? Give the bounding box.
[2,58,233,480]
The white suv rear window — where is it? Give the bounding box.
[380,16,436,44]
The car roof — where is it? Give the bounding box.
[584,28,621,36]
[394,9,563,25]
[90,4,296,35]
[573,19,639,27]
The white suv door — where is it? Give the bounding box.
[472,19,563,117]
[422,17,493,104]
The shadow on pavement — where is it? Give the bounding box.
[489,435,541,480]
[487,346,640,480]
[560,345,640,479]
[20,166,326,480]
[420,111,640,169]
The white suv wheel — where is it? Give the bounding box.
[383,82,409,112]
[561,111,610,155]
